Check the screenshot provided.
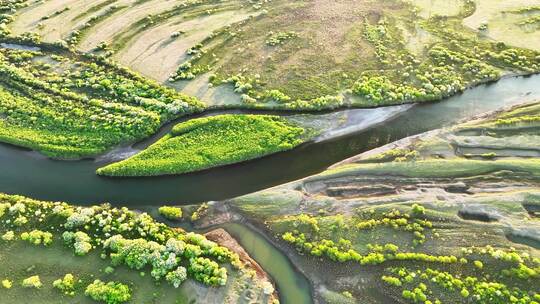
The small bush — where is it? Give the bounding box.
[158,206,183,220]
[85,280,131,304]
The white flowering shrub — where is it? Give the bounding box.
[1,230,15,241]
[166,238,186,255]
[9,202,26,214]
[69,231,93,255]
[65,208,94,229]
[262,281,274,295]
[165,266,187,288]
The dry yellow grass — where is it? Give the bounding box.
[463,0,540,51]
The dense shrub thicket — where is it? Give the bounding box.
[0,193,241,291]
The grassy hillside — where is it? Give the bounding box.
[5,0,540,109]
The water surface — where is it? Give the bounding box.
[0,74,539,205]
[222,223,313,304]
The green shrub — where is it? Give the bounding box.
[158,206,183,220]
[22,275,42,289]
[85,280,131,304]
[53,274,76,296]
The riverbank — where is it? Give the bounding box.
[211,100,540,303]
[1,74,540,205]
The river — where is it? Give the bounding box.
[0,74,539,205]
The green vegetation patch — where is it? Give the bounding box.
[97,114,307,176]
[0,193,282,303]
[0,41,203,158]
[317,158,540,181]
[272,204,540,303]
[381,245,540,304]
[158,206,183,221]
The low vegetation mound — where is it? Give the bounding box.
[96,114,307,176]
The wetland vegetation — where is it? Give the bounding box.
[0,0,540,303]
[219,101,540,303]
[0,193,277,303]
[97,114,309,176]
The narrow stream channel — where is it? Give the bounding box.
[221,223,313,304]
[0,74,539,205]
[148,210,314,304]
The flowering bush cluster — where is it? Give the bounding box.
[20,229,53,246]
[103,233,228,286]
[63,231,92,255]
[165,266,187,287]
[85,280,131,304]
[0,193,241,290]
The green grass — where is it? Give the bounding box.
[315,159,540,180]
[97,114,307,176]
[0,40,203,159]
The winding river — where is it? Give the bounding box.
[0,74,539,205]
